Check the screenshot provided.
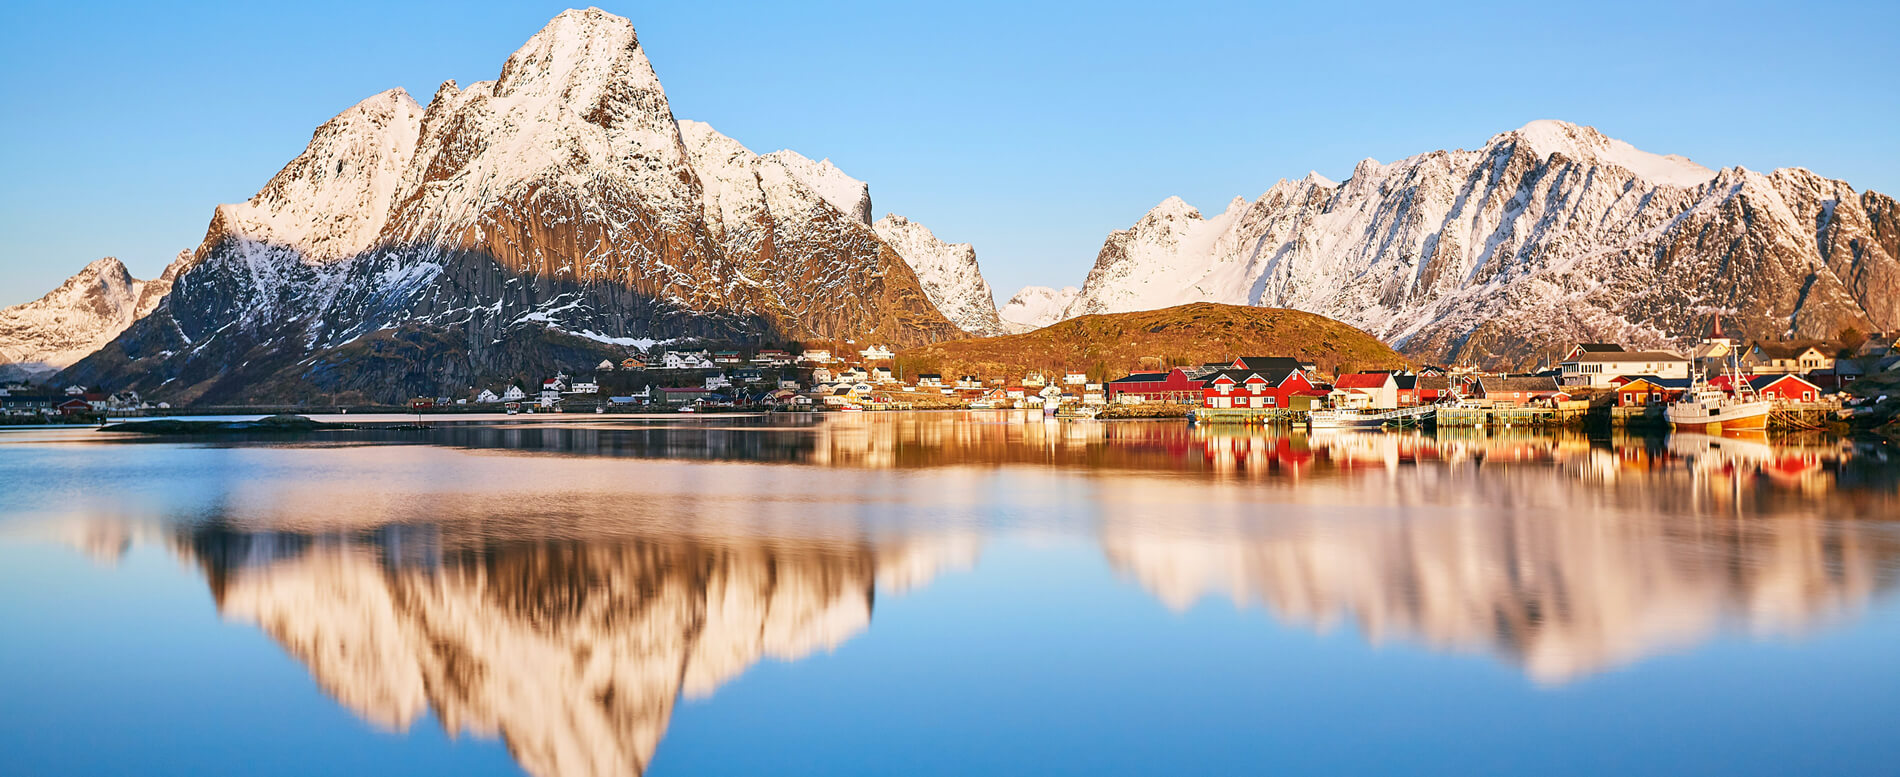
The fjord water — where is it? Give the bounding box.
[2,413,1897,776]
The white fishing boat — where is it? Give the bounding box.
[1667,360,1770,433]
[1306,409,1384,429]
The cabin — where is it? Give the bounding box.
[955,375,983,390]
[1107,368,1204,404]
[1474,376,1567,407]
[870,367,894,383]
[620,357,646,371]
[1332,372,1400,409]
[1199,366,1317,409]
[1613,376,1690,406]
[1559,349,1690,388]
[596,359,617,372]
[1004,386,1027,400]
[408,397,436,410]
[55,398,93,416]
[812,367,835,383]
[798,349,834,364]
[732,368,765,383]
[823,387,855,407]
[753,349,793,366]
[1022,372,1047,388]
[1744,342,1835,375]
[704,374,733,390]
[567,381,599,394]
[660,386,710,404]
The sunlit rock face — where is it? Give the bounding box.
[1097,455,1900,685]
[61,8,964,405]
[1065,121,1899,369]
[173,527,977,777]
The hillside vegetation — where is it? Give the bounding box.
[897,303,1409,380]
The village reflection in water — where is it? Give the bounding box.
[9,414,1900,777]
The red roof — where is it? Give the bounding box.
[1334,373,1392,389]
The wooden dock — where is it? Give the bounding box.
[1190,408,1308,425]
[1435,405,1586,428]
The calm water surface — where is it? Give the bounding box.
[2,412,1898,776]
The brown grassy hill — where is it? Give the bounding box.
[895,303,1410,381]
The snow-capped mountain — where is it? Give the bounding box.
[0,254,181,382]
[997,285,1078,333]
[872,214,1005,336]
[61,8,963,404]
[1064,120,1898,367]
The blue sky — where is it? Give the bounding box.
[2,0,1895,307]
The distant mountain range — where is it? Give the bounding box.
[8,8,1893,398]
[1035,120,1897,369]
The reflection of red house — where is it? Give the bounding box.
[1201,367,1316,409]
[1107,367,1205,403]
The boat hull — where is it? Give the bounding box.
[1665,402,1771,431]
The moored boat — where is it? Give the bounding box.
[1666,363,1771,432]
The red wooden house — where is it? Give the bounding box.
[1106,367,1205,403]
[1201,367,1317,409]
[1711,373,1825,403]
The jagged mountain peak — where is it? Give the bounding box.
[1490,119,1715,187]
[872,214,1004,335]
[998,285,1080,333]
[762,150,872,224]
[1059,120,1894,367]
[496,7,649,97]
[2,255,178,381]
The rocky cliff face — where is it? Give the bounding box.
[60,8,962,404]
[872,214,1005,335]
[997,285,1078,333]
[0,254,181,382]
[1064,120,1899,368]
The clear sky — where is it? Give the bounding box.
[2,0,1895,307]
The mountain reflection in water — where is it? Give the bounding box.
[6,414,1900,777]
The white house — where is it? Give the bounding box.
[596,359,617,372]
[798,349,834,364]
[501,385,528,402]
[704,374,733,390]
[870,366,894,383]
[812,367,835,383]
[1559,350,1690,388]
[567,381,599,394]
[916,374,944,389]
[475,388,501,404]
[1064,372,1087,386]
[778,379,801,390]
[661,351,715,370]
[859,345,894,361]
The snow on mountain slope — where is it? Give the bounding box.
[998,285,1079,333]
[872,214,1005,335]
[0,255,181,381]
[1064,120,1898,368]
[765,151,873,224]
[63,8,964,404]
